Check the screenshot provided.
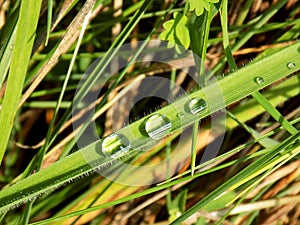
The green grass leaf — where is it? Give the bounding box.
[188,0,220,16]
[0,0,42,165]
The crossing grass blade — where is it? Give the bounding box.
[251,91,298,135]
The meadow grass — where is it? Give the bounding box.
[0,0,299,224]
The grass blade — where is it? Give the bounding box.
[0,0,42,165]
[45,0,53,46]
[252,91,298,135]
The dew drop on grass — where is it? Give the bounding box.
[102,133,131,158]
[9,44,14,50]
[177,112,184,118]
[254,77,264,85]
[188,98,207,115]
[145,114,172,140]
[287,62,296,69]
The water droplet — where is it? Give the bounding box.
[254,77,264,85]
[9,44,14,51]
[145,114,171,140]
[102,133,131,158]
[287,62,296,69]
[188,98,207,115]
[177,112,184,118]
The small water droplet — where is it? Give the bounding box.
[254,77,264,85]
[287,62,296,69]
[188,98,207,115]
[145,114,171,140]
[102,133,131,158]
[177,112,184,118]
[9,44,14,50]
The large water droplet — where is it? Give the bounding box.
[287,62,296,69]
[188,98,207,115]
[102,133,131,158]
[145,114,172,140]
[254,77,264,85]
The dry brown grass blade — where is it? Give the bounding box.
[260,203,298,225]
[0,0,8,29]
[262,162,300,199]
[246,160,300,199]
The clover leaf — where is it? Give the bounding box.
[188,0,220,16]
[159,12,190,52]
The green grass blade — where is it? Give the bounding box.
[188,2,219,176]
[213,0,288,73]
[0,10,18,89]
[226,74,300,129]
[220,0,296,136]
[220,0,235,68]
[45,0,53,46]
[227,111,279,148]
[0,0,42,165]
[251,91,298,135]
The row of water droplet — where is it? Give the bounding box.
[102,60,298,158]
[101,97,208,158]
[254,62,296,85]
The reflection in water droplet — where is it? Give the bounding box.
[102,133,131,158]
[145,114,172,140]
[254,77,264,85]
[177,112,184,118]
[287,62,296,69]
[188,98,207,115]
